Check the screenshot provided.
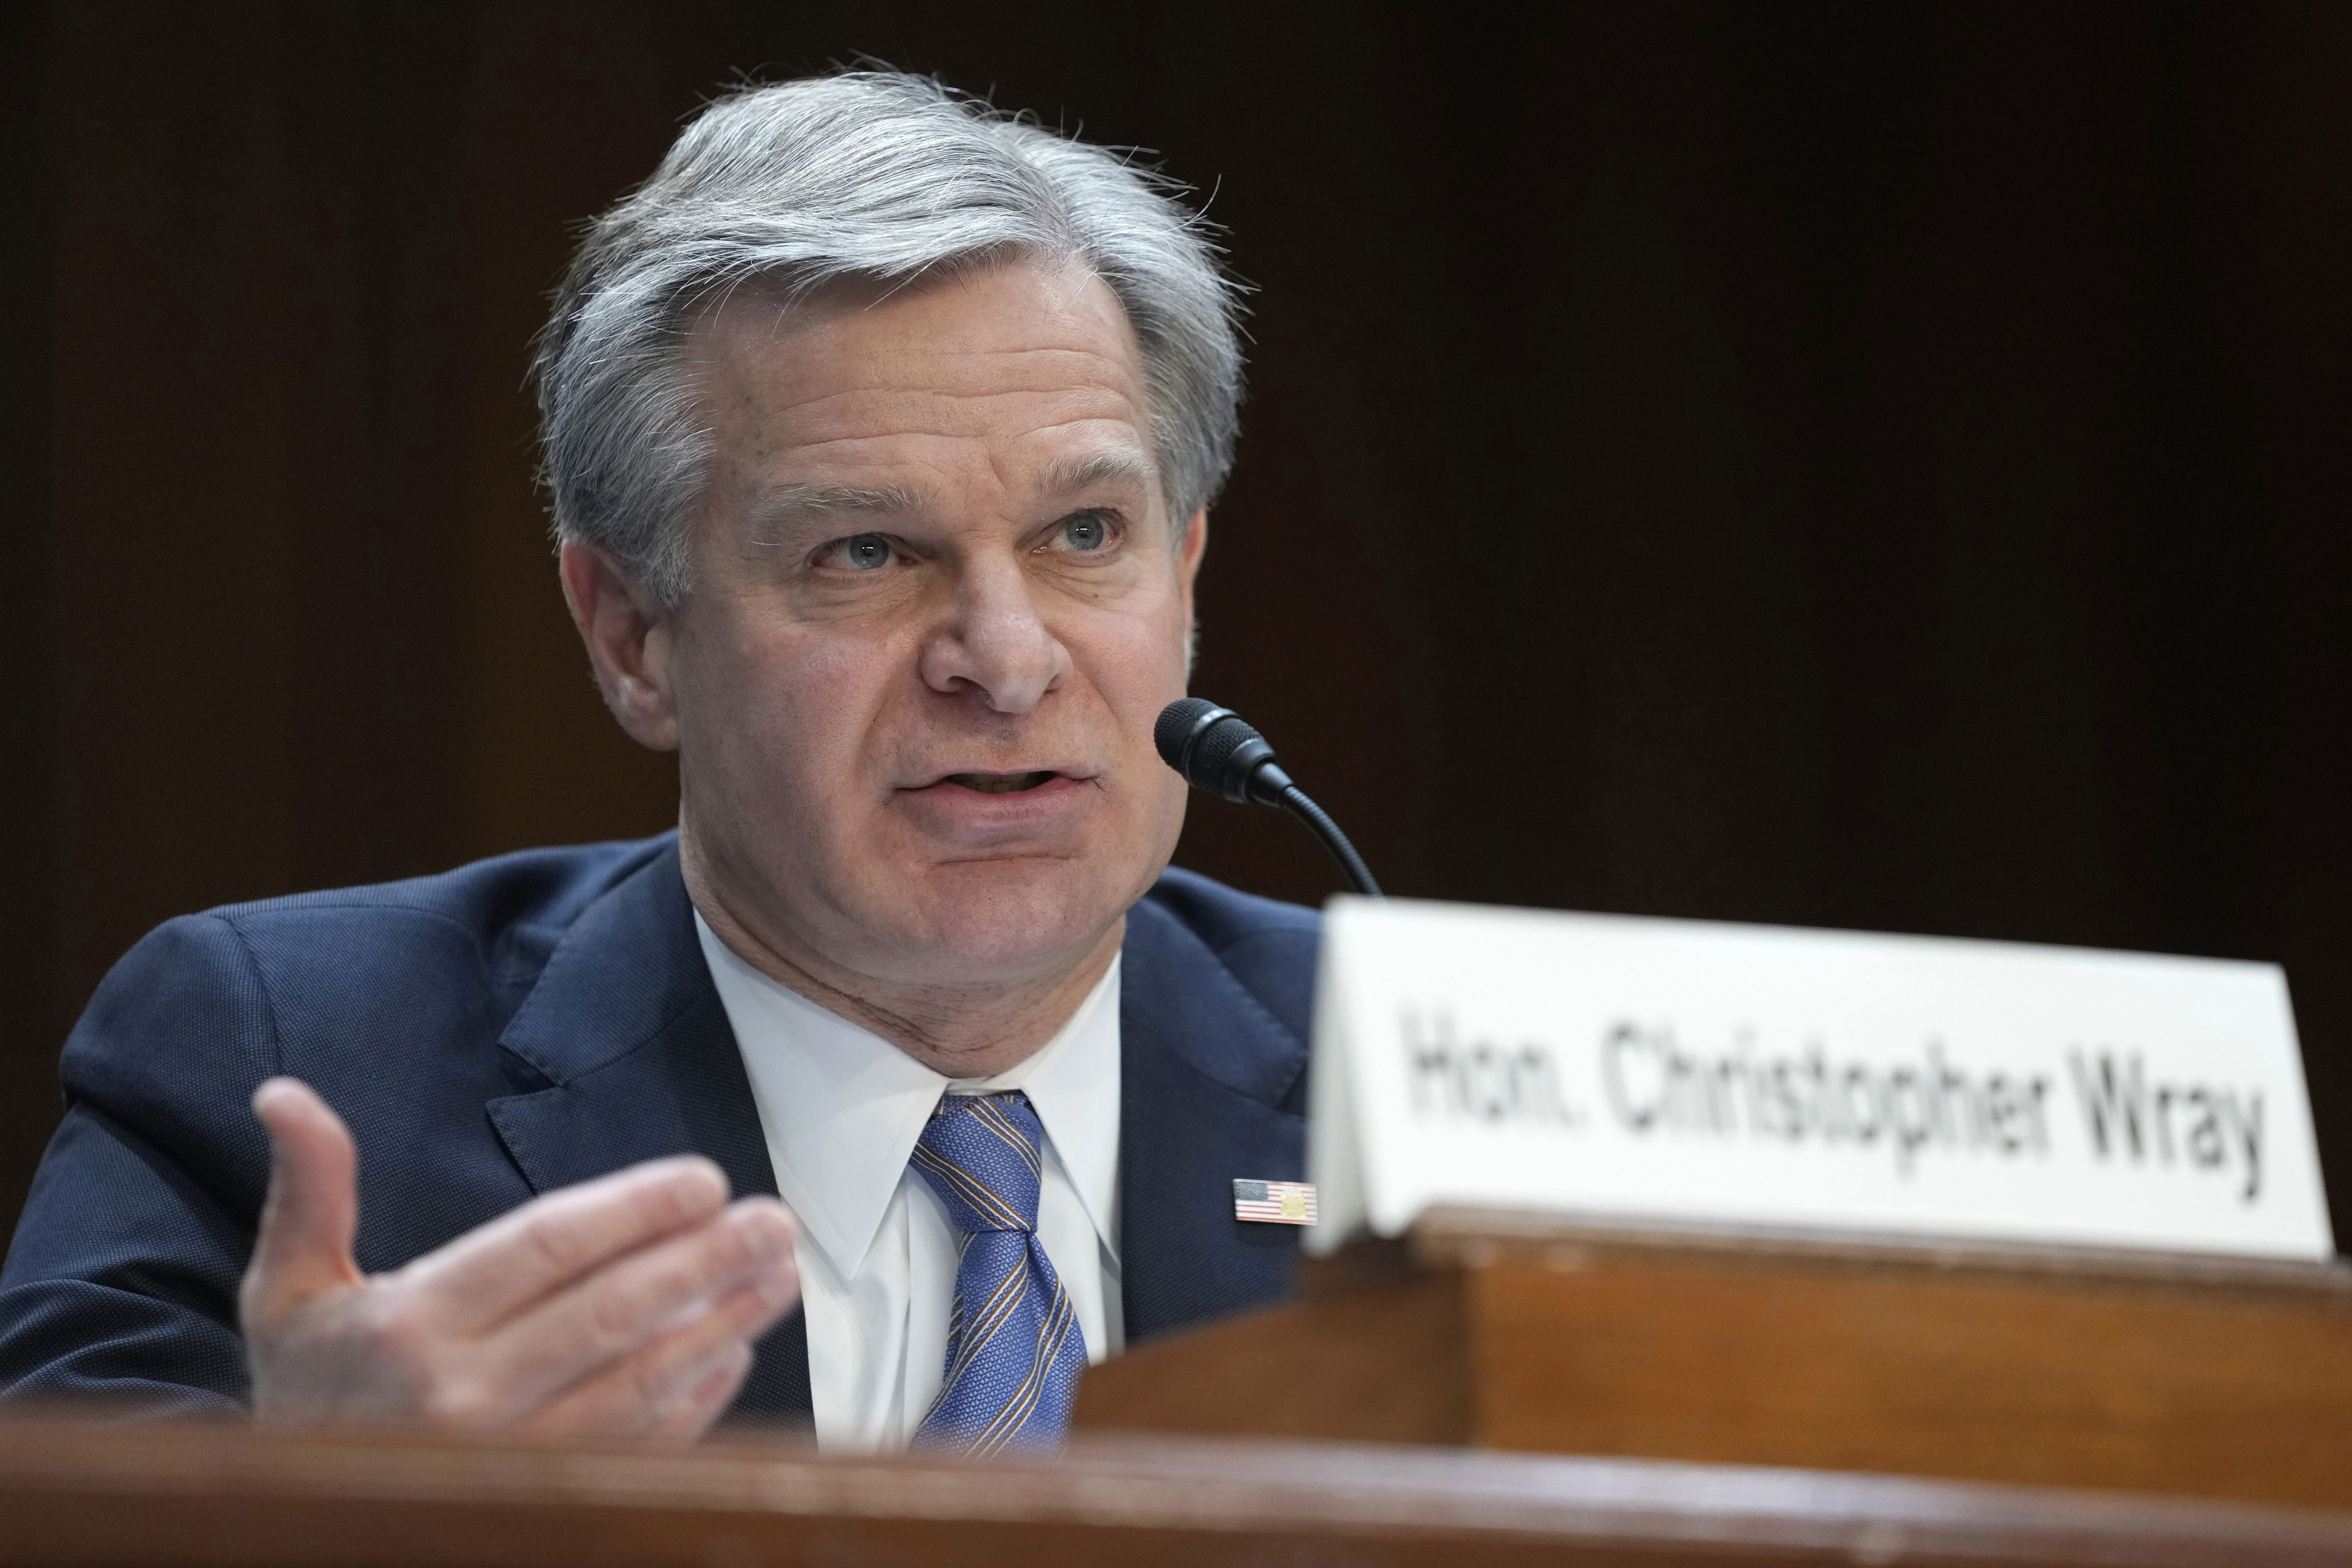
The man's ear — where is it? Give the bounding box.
[559,542,681,752]
[1176,508,1208,680]
[1176,506,1208,606]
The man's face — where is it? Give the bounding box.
[656,260,1203,991]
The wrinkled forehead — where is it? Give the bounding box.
[682,259,1148,416]
[680,258,1161,506]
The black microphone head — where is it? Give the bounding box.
[1154,697,1230,779]
[1153,698,1291,806]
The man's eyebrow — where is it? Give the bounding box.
[1036,450,1158,502]
[745,483,927,541]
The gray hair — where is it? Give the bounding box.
[533,71,1245,605]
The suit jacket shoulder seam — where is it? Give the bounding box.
[206,911,287,1081]
[225,899,500,935]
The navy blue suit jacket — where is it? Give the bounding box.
[0,836,1319,1419]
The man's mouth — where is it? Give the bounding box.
[942,771,1061,795]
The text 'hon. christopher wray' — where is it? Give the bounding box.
[1400,1010,2267,1202]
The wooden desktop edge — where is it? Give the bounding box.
[2,1416,2352,1566]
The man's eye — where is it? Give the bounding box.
[828,533,894,572]
[1056,513,1112,553]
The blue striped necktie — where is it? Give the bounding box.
[908,1089,1088,1453]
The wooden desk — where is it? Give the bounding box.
[3,1416,2352,1567]
[1073,1208,2352,1510]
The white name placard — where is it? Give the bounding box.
[1307,897,2333,1261]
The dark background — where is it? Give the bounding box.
[4,2,2348,1239]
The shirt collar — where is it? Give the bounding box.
[694,912,1121,1281]
[959,954,1122,1262]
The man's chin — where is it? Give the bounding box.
[875,854,1136,978]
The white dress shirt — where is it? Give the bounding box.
[694,914,1123,1452]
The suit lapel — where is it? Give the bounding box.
[1118,896,1311,1345]
[484,841,811,1423]
[478,842,1308,1411]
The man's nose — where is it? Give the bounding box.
[917,555,1072,715]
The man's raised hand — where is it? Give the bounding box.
[238,1077,799,1442]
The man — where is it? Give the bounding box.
[0,72,1317,1452]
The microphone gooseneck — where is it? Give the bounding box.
[1153,698,1383,898]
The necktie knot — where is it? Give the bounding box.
[910,1090,1044,1236]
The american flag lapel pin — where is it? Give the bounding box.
[1233,1178,1317,1225]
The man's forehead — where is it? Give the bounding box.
[691,261,1146,403]
[746,444,1158,536]
[688,263,1160,519]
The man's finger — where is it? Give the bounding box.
[399,1156,734,1334]
[479,1198,796,1410]
[517,1255,792,1439]
[641,1343,757,1449]
[242,1078,365,1327]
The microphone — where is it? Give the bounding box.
[1154,698,1383,898]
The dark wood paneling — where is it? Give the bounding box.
[0,2,60,1218]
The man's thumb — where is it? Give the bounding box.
[242,1077,364,1325]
